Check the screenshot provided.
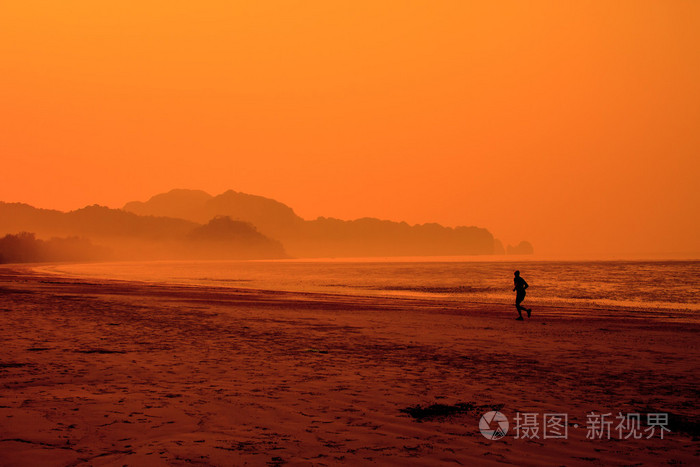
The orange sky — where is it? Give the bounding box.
[1,1,698,257]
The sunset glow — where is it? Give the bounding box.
[1,4,699,465]
[1,1,698,256]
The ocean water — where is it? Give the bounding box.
[43,258,700,319]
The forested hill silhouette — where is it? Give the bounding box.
[123,189,529,257]
[0,191,533,260]
[0,232,110,264]
[186,216,286,259]
[0,202,287,261]
[0,202,197,239]
[124,189,302,238]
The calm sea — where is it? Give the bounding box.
[43,258,700,320]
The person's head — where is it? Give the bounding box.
[514,270,520,277]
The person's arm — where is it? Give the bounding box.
[523,280,529,290]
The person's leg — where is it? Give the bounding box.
[518,292,531,317]
[515,295,524,320]
[523,293,531,317]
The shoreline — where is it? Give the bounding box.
[0,266,698,465]
[32,261,700,323]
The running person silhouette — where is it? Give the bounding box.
[513,270,532,321]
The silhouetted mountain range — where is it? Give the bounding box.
[124,189,526,257]
[0,189,533,262]
[0,202,196,240]
[0,202,287,262]
[125,189,301,238]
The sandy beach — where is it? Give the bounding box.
[0,266,697,466]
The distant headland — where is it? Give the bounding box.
[0,189,533,263]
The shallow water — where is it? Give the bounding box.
[44,258,700,318]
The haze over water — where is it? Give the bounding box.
[46,258,700,321]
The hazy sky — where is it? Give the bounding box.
[1,1,698,257]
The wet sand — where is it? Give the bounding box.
[0,266,698,466]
